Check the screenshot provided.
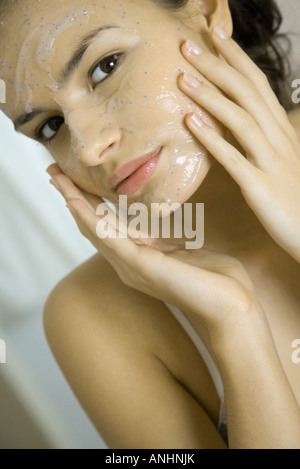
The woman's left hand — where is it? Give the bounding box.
[178,26,300,263]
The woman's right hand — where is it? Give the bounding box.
[47,164,269,343]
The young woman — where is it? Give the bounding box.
[1,0,300,449]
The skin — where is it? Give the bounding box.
[1,0,300,449]
[0,0,226,209]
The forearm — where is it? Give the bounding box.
[211,315,300,449]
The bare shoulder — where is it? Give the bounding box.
[43,252,182,352]
[43,254,223,448]
[43,252,141,321]
[43,252,214,383]
[43,252,176,360]
[287,107,300,140]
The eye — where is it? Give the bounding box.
[90,53,123,88]
[36,116,64,142]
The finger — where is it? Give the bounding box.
[63,184,150,247]
[47,164,106,211]
[67,198,139,264]
[66,198,98,242]
[180,77,277,169]
[79,188,107,212]
[50,173,101,212]
[210,27,292,130]
[211,30,300,151]
[181,38,295,155]
[46,163,63,177]
[185,113,262,188]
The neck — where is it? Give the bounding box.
[189,160,267,254]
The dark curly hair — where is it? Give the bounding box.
[154,0,292,108]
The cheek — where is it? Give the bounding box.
[121,61,225,204]
[54,147,113,199]
[47,48,225,203]
[114,47,225,139]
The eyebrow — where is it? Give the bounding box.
[14,25,121,130]
[59,25,121,84]
[14,108,48,130]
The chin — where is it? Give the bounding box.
[131,165,211,209]
[164,153,213,206]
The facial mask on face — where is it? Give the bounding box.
[4,0,223,213]
[14,8,95,111]
[61,63,210,208]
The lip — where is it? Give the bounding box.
[110,147,162,195]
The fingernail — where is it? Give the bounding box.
[183,73,200,89]
[213,25,228,40]
[190,114,204,128]
[186,40,203,56]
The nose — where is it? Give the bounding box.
[67,109,122,167]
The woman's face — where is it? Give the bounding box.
[1,0,225,206]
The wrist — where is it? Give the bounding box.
[207,302,276,370]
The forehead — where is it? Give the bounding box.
[0,0,159,50]
[0,0,145,25]
[0,0,144,64]
[0,0,163,118]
